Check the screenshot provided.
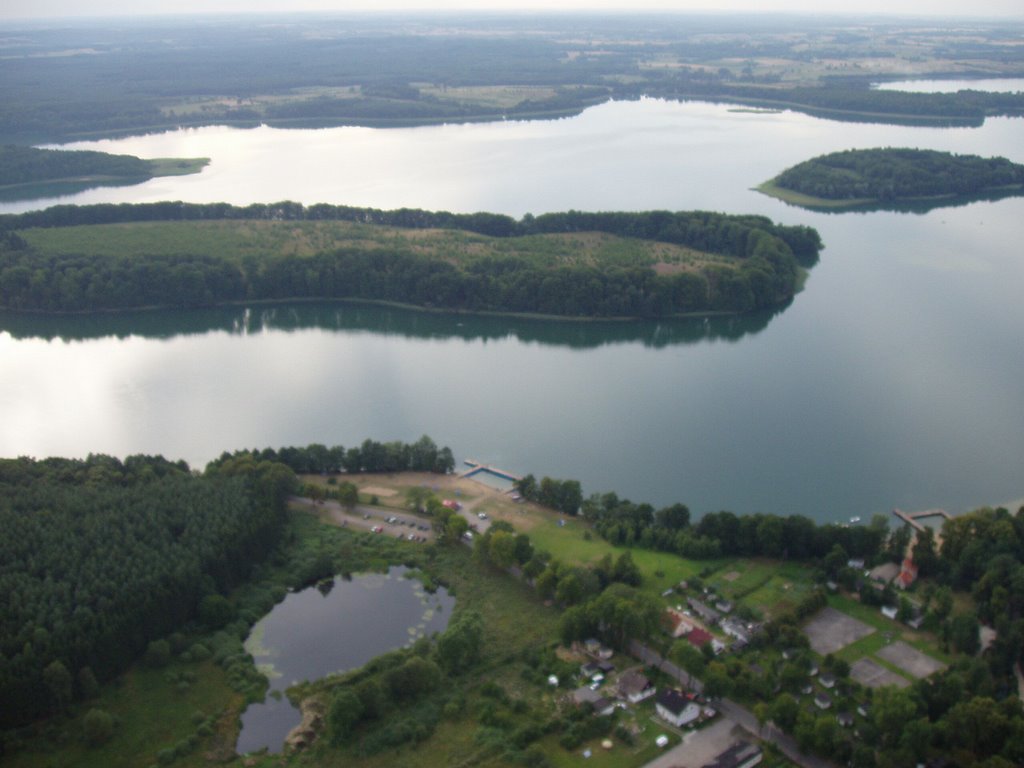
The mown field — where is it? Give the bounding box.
[20,219,731,275]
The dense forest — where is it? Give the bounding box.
[208,435,456,477]
[1,16,1023,143]
[765,148,1024,203]
[0,145,205,190]
[0,454,297,727]
[0,204,821,317]
[0,145,153,186]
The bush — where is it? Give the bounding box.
[189,643,211,662]
[145,639,171,668]
[83,708,115,746]
[198,594,235,629]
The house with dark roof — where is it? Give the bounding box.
[592,696,616,716]
[687,597,721,625]
[617,669,656,704]
[814,693,832,710]
[701,741,763,768]
[656,689,701,728]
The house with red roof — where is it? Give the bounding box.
[897,558,918,589]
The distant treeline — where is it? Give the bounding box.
[208,435,456,476]
[770,148,1024,201]
[0,453,297,726]
[0,204,821,318]
[0,145,153,186]
[636,78,1024,127]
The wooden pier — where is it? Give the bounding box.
[461,459,522,483]
[892,508,952,534]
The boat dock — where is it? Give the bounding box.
[893,508,952,534]
[461,460,522,483]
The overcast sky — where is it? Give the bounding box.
[3,0,1023,21]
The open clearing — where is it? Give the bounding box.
[876,641,947,679]
[850,658,911,689]
[804,607,875,655]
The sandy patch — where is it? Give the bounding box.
[722,571,742,582]
[360,485,398,497]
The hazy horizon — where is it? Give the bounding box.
[2,1,1022,21]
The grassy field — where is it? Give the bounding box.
[20,219,732,275]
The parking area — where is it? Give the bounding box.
[804,606,875,655]
[850,658,910,689]
[876,641,946,679]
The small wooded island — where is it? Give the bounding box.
[0,203,822,318]
[0,145,209,200]
[758,148,1024,211]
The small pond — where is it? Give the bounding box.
[235,566,454,755]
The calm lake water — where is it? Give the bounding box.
[875,78,1024,93]
[236,567,453,754]
[1,98,1022,521]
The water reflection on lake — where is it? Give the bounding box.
[236,567,453,755]
[1,99,1022,520]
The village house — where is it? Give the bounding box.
[592,697,616,717]
[814,692,832,710]
[686,627,715,648]
[664,608,694,638]
[617,669,656,704]
[703,741,763,768]
[655,689,701,728]
[897,558,918,589]
[687,597,721,625]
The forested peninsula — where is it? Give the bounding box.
[0,203,822,318]
[758,148,1024,210]
[0,145,208,198]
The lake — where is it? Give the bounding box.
[875,78,1024,94]
[236,567,454,754]
[1,98,1022,521]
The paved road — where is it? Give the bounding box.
[630,641,838,768]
